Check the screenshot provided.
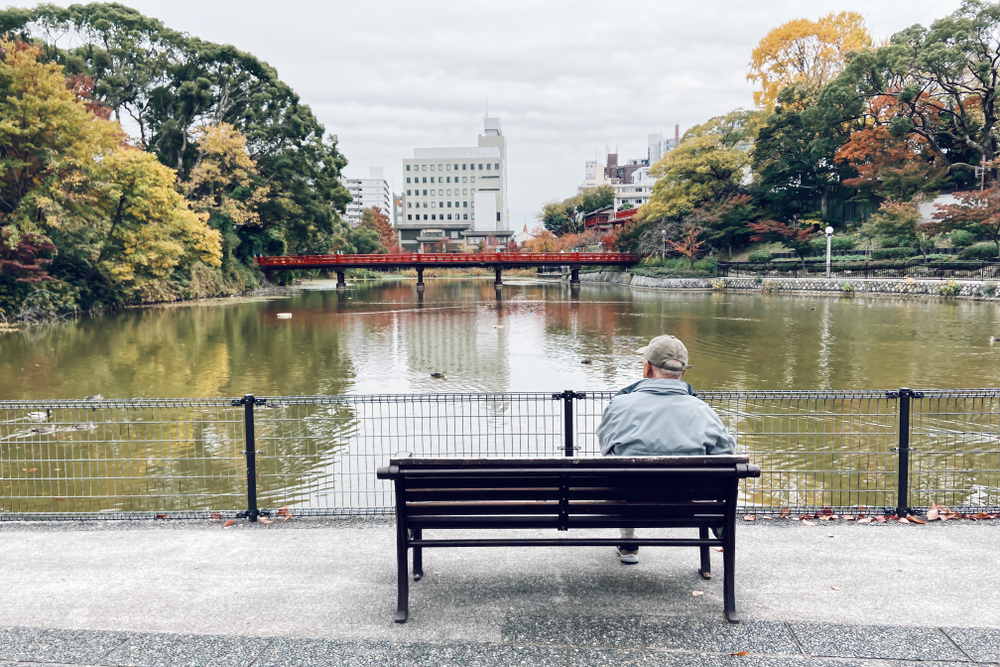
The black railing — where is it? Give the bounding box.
[1,389,998,520]
[718,261,1000,281]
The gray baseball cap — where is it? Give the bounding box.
[638,335,692,371]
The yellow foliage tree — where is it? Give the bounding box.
[747,12,872,110]
[91,147,222,296]
[181,123,270,227]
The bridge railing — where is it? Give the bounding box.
[255,252,640,267]
[2,388,998,520]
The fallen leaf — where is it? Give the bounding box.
[210,511,221,520]
[875,516,886,523]
[907,515,926,525]
[28,468,37,473]
[827,534,835,538]
[712,547,724,553]
[743,514,757,522]
[277,506,291,517]
[831,586,841,590]
[927,502,939,521]
[154,514,167,520]
[976,512,993,520]
[801,520,816,526]
[820,507,834,516]
[258,517,274,524]
[52,497,63,501]
[898,517,910,524]
[779,507,790,518]
[222,519,236,528]
[692,591,704,597]
[282,514,293,522]
[857,517,872,524]
[731,651,749,656]
[843,516,855,521]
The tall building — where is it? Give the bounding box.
[398,117,513,251]
[578,160,607,192]
[648,125,681,165]
[340,167,392,227]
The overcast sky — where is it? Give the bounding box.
[51,0,964,227]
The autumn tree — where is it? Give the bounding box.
[835,124,947,202]
[359,206,398,252]
[666,225,707,269]
[181,123,269,228]
[933,186,1000,256]
[748,11,872,110]
[832,0,1000,180]
[747,219,819,264]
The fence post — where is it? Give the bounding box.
[554,390,582,456]
[233,394,261,522]
[891,387,914,518]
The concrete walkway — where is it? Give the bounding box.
[0,518,998,666]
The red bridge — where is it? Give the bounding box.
[255,252,641,289]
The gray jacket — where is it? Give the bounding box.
[597,379,736,457]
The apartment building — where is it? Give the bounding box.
[340,167,392,227]
[614,166,656,211]
[398,117,512,251]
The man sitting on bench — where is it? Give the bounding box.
[597,334,736,564]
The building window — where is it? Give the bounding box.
[446,189,451,195]
[462,164,467,170]
[495,163,499,170]
[407,202,411,208]
[446,177,450,183]
[422,189,427,195]
[406,177,411,183]
[431,202,436,208]
[487,163,491,170]
[432,214,436,220]
[407,214,412,220]
[451,231,458,239]
[463,214,468,219]
[471,177,475,183]
[463,188,467,195]
[422,165,426,171]
[423,202,427,208]
[406,165,411,171]
[447,214,452,220]
[447,201,451,208]
[430,164,435,171]
[423,214,427,220]
[478,164,483,170]
[406,190,411,196]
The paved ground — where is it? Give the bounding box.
[0,517,997,666]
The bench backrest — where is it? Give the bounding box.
[377,455,760,531]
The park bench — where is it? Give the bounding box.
[376,453,760,623]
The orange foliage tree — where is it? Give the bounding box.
[666,225,707,268]
[362,206,400,252]
[748,219,819,263]
[932,185,1000,256]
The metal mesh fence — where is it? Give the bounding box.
[910,390,1000,512]
[250,393,562,516]
[0,399,245,519]
[575,390,899,515]
[2,389,998,520]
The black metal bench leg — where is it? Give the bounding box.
[395,515,409,623]
[698,526,712,580]
[411,529,423,581]
[723,524,738,623]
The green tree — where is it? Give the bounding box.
[643,110,759,221]
[863,200,934,260]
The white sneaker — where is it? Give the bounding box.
[616,547,639,564]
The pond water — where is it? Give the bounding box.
[3,277,999,400]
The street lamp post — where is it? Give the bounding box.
[661,229,666,264]
[825,226,834,279]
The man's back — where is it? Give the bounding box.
[597,378,735,457]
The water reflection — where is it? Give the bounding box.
[2,279,999,398]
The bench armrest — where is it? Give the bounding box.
[738,464,762,479]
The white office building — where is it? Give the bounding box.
[399,117,512,251]
[614,166,656,211]
[341,167,392,227]
[578,160,607,193]
[648,127,680,166]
